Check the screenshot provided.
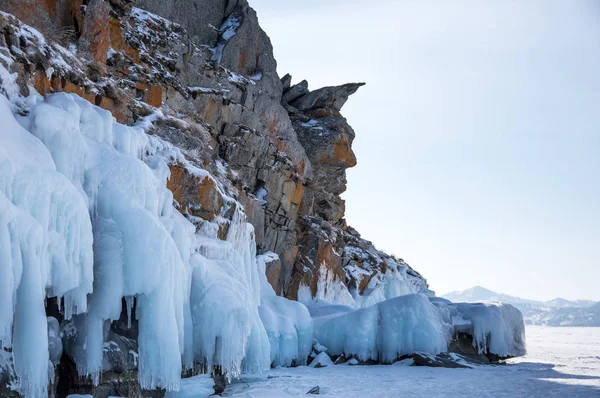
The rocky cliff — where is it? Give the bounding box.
[0,0,429,302]
[0,1,483,397]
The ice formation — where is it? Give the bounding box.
[311,293,526,364]
[0,91,94,397]
[312,294,450,363]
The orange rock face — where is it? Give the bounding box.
[32,72,52,96]
[108,17,140,63]
[83,0,111,64]
[1,0,80,37]
[31,71,128,123]
[264,256,282,293]
[144,85,164,108]
[281,180,304,217]
[287,232,345,301]
[326,135,357,168]
[310,242,345,295]
[167,165,224,221]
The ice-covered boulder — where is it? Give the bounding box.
[451,302,526,359]
[308,352,334,368]
[312,294,450,364]
[309,295,526,366]
[430,297,526,360]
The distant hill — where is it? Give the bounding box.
[442,286,600,327]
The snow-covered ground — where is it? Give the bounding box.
[220,326,600,397]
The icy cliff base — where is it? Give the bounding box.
[0,85,312,397]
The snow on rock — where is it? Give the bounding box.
[300,247,433,311]
[312,294,449,363]
[211,12,242,64]
[309,352,334,368]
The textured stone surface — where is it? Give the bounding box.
[411,352,472,369]
[264,255,282,295]
[291,82,365,112]
[82,0,112,63]
[136,0,228,46]
[167,165,224,221]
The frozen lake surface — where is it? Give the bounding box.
[221,326,600,397]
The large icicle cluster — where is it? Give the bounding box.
[0,61,313,396]
[188,211,270,377]
[0,92,94,397]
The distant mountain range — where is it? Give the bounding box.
[443,286,600,327]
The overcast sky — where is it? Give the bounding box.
[249,0,600,301]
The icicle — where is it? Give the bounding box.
[125,296,135,329]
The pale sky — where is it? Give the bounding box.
[249,0,600,301]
